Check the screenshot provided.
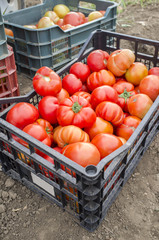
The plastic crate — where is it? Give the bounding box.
[0,30,159,231]
[0,10,8,60]
[3,0,117,78]
[0,44,20,111]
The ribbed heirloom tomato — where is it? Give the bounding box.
[33,66,62,96]
[34,118,54,144]
[53,125,90,148]
[57,95,96,128]
[87,69,116,92]
[87,49,109,72]
[69,62,91,83]
[96,101,124,126]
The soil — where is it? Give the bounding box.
[0,2,159,240]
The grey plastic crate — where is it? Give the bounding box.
[0,10,8,60]
[3,0,117,78]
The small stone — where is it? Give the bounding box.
[0,204,6,214]
[2,191,9,200]
[4,230,9,235]
[9,190,17,200]
[5,178,15,188]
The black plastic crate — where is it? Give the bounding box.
[0,30,159,231]
[3,0,117,78]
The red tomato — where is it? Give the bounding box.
[77,12,86,24]
[91,133,123,159]
[38,96,59,125]
[113,80,134,93]
[39,154,54,179]
[6,102,39,130]
[84,117,113,140]
[117,89,137,112]
[56,88,69,103]
[62,142,101,167]
[96,101,124,126]
[91,85,118,109]
[127,94,153,119]
[87,69,116,92]
[116,116,141,140]
[81,83,90,93]
[34,118,54,144]
[20,124,51,155]
[63,12,81,26]
[118,137,127,145]
[62,74,82,95]
[57,95,96,128]
[73,91,91,104]
[69,62,91,83]
[148,67,159,76]
[139,75,159,101]
[87,49,109,72]
[33,66,62,97]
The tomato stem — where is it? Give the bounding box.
[118,88,133,103]
[72,101,82,113]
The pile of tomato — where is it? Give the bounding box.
[6,48,159,173]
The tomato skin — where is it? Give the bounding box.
[84,117,113,140]
[38,96,59,125]
[87,69,116,92]
[91,85,118,109]
[125,62,148,85]
[57,95,96,128]
[139,75,159,101]
[113,80,134,93]
[63,12,81,26]
[6,102,39,130]
[148,67,159,76]
[117,89,137,112]
[69,62,91,83]
[20,124,51,155]
[56,88,69,103]
[115,116,141,140]
[87,49,109,72]
[62,142,101,167]
[62,74,82,95]
[34,118,54,144]
[53,125,90,148]
[127,94,153,119]
[33,66,62,97]
[107,49,135,76]
[73,91,91,104]
[96,101,124,126]
[91,133,123,159]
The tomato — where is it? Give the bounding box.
[87,49,109,72]
[56,19,64,27]
[6,102,39,130]
[91,85,118,109]
[87,69,116,92]
[91,133,123,159]
[96,101,124,126]
[73,91,91,104]
[62,142,101,167]
[113,80,134,93]
[38,96,59,125]
[63,12,81,26]
[56,88,69,103]
[33,66,62,97]
[57,95,96,128]
[84,117,113,140]
[127,94,153,119]
[61,24,74,30]
[69,62,91,83]
[117,89,137,112]
[4,28,14,37]
[139,75,159,101]
[77,12,86,24]
[53,125,90,148]
[35,118,54,144]
[125,62,148,85]
[81,83,90,93]
[148,67,159,76]
[118,137,127,145]
[116,116,141,140]
[62,74,82,95]
[20,124,51,155]
[107,49,135,76]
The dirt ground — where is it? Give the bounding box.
[0,2,159,240]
